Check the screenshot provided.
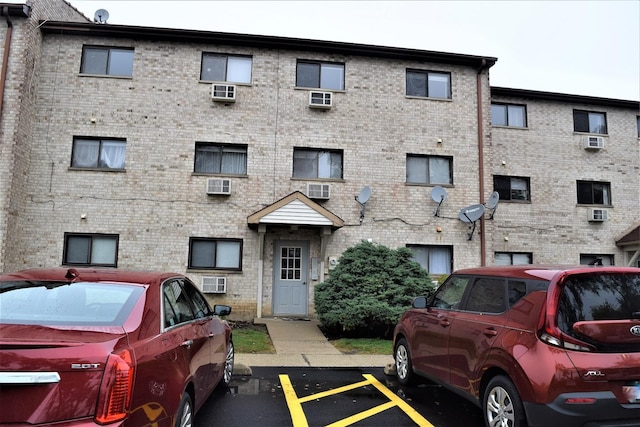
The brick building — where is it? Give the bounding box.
[1,1,638,320]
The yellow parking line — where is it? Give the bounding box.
[363,374,434,427]
[279,373,434,427]
[280,374,309,427]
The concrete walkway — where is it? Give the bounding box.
[234,318,395,374]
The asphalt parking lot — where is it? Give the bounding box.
[196,367,484,427]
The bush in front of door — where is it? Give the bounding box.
[314,240,435,338]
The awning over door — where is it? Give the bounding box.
[247,191,344,229]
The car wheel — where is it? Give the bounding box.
[483,375,527,427]
[223,340,235,386]
[175,392,193,427]
[394,338,415,386]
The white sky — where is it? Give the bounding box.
[66,1,639,101]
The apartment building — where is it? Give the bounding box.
[1,1,638,320]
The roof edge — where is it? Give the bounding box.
[491,86,639,108]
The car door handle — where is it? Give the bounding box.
[483,328,498,337]
[439,319,450,327]
[181,340,194,348]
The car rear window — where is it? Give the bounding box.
[0,281,144,326]
[559,273,640,322]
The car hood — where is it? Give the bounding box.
[0,324,126,425]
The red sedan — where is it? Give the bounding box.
[0,268,234,426]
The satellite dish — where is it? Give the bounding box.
[458,204,485,223]
[356,186,371,204]
[431,186,448,217]
[431,186,448,203]
[487,191,500,209]
[94,9,109,24]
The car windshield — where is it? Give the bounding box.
[558,272,640,325]
[0,281,144,326]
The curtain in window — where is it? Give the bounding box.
[429,157,451,184]
[512,253,531,265]
[73,140,99,167]
[589,113,606,134]
[508,105,526,127]
[494,253,511,266]
[227,56,252,83]
[220,148,247,174]
[429,247,451,274]
[202,55,226,81]
[428,73,450,98]
[320,64,344,90]
[491,105,507,126]
[511,178,528,200]
[406,72,427,97]
[407,156,427,183]
[108,49,134,77]
[293,150,318,178]
[329,153,342,179]
[216,241,240,268]
[92,237,116,264]
[100,141,126,169]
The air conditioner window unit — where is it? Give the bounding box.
[588,208,608,222]
[206,178,231,195]
[583,136,604,150]
[307,183,330,199]
[202,276,227,293]
[309,91,332,109]
[212,84,236,102]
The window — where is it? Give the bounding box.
[494,175,530,201]
[491,103,527,127]
[194,143,247,175]
[71,137,126,170]
[188,238,242,270]
[495,252,532,265]
[293,148,343,179]
[432,275,471,309]
[466,278,507,313]
[579,254,614,266]
[63,233,118,267]
[296,60,344,90]
[637,116,640,137]
[573,110,607,134]
[406,155,452,185]
[577,181,611,205]
[201,53,252,83]
[81,46,134,77]
[407,245,452,274]
[406,70,451,99]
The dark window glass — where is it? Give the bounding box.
[495,252,532,265]
[406,70,451,99]
[494,175,530,201]
[188,238,242,270]
[163,280,195,324]
[431,276,471,309]
[573,110,607,134]
[296,61,344,90]
[63,233,118,267]
[71,138,126,169]
[491,103,527,127]
[466,278,507,313]
[201,54,252,83]
[293,148,343,179]
[194,143,247,175]
[81,46,134,77]
[577,181,611,205]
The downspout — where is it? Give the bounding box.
[0,7,14,122]
[476,59,488,266]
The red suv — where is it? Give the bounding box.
[393,265,640,427]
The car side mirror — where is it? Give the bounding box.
[214,304,232,316]
[412,296,428,309]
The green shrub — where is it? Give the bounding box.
[314,240,435,338]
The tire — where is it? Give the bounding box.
[223,340,235,386]
[394,338,416,386]
[175,392,193,427]
[483,375,527,427]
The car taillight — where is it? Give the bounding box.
[95,349,134,425]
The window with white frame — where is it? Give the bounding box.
[580,254,614,266]
[406,69,451,99]
[63,233,118,267]
[573,110,607,134]
[491,103,527,127]
[81,46,134,77]
[194,143,247,175]
[188,238,242,270]
[577,180,611,205]
[71,137,126,170]
[494,175,530,202]
[406,154,452,185]
[296,60,345,90]
[293,148,343,179]
[495,252,532,265]
[200,53,252,83]
[407,245,452,274]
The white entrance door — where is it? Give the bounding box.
[273,241,309,316]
